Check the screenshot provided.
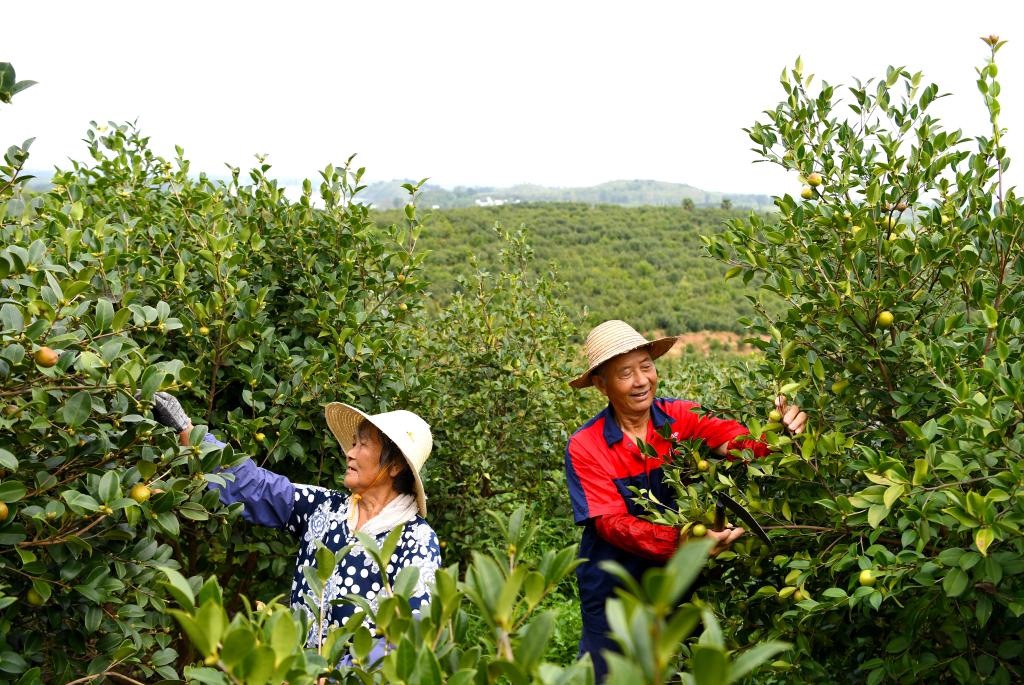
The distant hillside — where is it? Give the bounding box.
[363,179,774,210]
[373,202,783,336]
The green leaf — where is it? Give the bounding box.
[729,641,792,682]
[942,567,969,597]
[159,567,196,611]
[867,504,890,528]
[62,391,92,427]
[974,527,995,556]
[0,480,26,502]
[95,299,114,331]
[691,645,728,685]
[982,305,998,329]
[514,612,554,671]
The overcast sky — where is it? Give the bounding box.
[5,1,1021,196]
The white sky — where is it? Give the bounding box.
[5,1,1022,196]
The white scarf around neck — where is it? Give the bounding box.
[346,492,419,537]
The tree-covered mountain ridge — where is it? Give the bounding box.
[373,202,783,336]
[364,178,775,210]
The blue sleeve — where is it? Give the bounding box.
[203,433,296,529]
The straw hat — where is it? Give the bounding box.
[324,403,433,517]
[569,320,677,389]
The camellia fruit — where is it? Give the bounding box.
[696,459,709,472]
[800,186,814,200]
[129,484,152,504]
[198,326,210,336]
[0,502,8,522]
[769,409,783,422]
[26,588,45,606]
[34,346,59,368]
[807,172,823,187]
[831,379,850,394]
[690,523,707,538]
[877,311,894,328]
[859,568,876,587]
[255,432,266,442]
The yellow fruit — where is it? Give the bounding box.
[397,273,407,283]
[690,523,707,538]
[0,502,8,522]
[34,347,59,368]
[398,303,408,311]
[198,326,210,336]
[129,484,152,504]
[859,569,876,587]
[768,409,783,422]
[876,311,894,328]
[255,432,266,442]
[800,186,814,200]
[807,172,823,187]
[696,459,710,472]
[26,588,45,606]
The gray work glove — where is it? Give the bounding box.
[151,391,192,433]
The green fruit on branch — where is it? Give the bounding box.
[129,484,152,504]
[859,568,877,587]
[768,409,783,422]
[800,186,814,200]
[831,379,850,394]
[876,311,894,328]
[690,523,707,538]
[807,172,823,187]
[26,588,45,606]
[696,459,709,472]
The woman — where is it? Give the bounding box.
[150,392,441,648]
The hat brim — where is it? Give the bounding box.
[569,336,677,389]
[324,402,428,518]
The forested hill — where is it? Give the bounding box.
[374,203,780,335]
[363,179,775,211]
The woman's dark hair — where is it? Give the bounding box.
[357,420,415,496]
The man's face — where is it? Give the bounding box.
[592,348,658,416]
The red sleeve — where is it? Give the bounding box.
[594,513,681,563]
[667,400,770,459]
[724,436,771,459]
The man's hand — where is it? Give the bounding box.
[704,526,744,556]
[776,396,807,435]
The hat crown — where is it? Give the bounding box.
[370,410,432,473]
[569,320,677,389]
[583,319,651,368]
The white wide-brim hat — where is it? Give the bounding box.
[569,319,677,389]
[324,403,433,517]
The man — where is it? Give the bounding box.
[565,320,806,680]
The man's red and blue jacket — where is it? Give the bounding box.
[564,397,768,633]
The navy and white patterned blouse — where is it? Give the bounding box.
[206,435,442,647]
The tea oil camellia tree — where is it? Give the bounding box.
[702,39,1023,683]
[1,62,426,680]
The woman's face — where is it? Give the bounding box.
[343,427,391,494]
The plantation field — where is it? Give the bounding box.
[2,43,1023,685]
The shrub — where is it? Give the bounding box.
[701,40,1024,683]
